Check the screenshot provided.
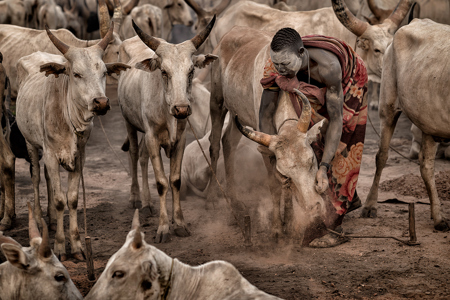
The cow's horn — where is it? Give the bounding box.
[131,227,143,249]
[190,15,216,49]
[212,0,231,15]
[131,209,140,230]
[39,218,52,259]
[367,0,392,21]
[98,0,111,38]
[45,25,70,55]
[122,0,139,15]
[293,89,311,134]
[28,202,41,241]
[235,115,272,147]
[133,20,160,51]
[386,0,413,29]
[112,0,123,34]
[97,21,115,51]
[185,0,206,16]
[331,0,368,37]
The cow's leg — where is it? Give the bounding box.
[420,133,449,231]
[169,133,190,237]
[145,133,170,243]
[139,137,154,215]
[0,139,15,231]
[27,142,43,225]
[44,152,67,261]
[125,123,141,209]
[44,165,56,231]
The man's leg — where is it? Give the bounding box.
[259,89,279,134]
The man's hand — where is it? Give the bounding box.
[315,166,329,194]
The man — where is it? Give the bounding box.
[259,28,368,247]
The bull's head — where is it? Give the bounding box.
[236,90,326,219]
[0,203,82,300]
[185,0,230,32]
[165,0,194,27]
[85,210,169,300]
[133,16,218,119]
[39,22,130,122]
[332,0,412,81]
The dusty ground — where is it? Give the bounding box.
[2,84,450,299]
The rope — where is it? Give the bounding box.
[98,116,130,175]
[186,117,246,238]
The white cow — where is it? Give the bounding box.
[85,210,282,300]
[120,4,162,40]
[15,24,130,260]
[361,19,450,231]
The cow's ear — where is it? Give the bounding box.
[39,62,67,78]
[135,57,161,72]
[193,54,218,69]
[356,38,370,51]
[307,119,326,144]
[106,63,131,76]
[1,244,29,270]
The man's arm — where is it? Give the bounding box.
[259,89,279,134]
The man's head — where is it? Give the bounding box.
[270,28,306,78]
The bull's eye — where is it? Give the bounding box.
[112,271,125,279]
[73,73,82,78]
[141,280,152,290]
[161,70,168,78]
[374,49,381,54]
[54,273,66,282]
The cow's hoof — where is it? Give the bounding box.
[59,254,68,262]
[174,226,190,237]
[49,223,57,232]
[434,220,450,232]
[155,232,170,243]
[141,205,156,217]
[309,233,349,248]
[361,207,377,218]
[72,252,85,261]
[129,200,142,209]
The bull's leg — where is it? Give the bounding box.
[420,133,449,231]
[43,152,67,260]
[0,139,15,231]
[169,132,190,237]
[125,123,141,209]
[44,165,56,231]
[26,142,42,226]
[139,137,154,215]
[145,133,170,243]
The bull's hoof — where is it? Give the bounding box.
[72,252,85,261]
[141,205,156,217]
[155,232,170,243]
[174,226,190,237]
[434,220,450,232]
[309,233,349,248]
[129,200,142,209]
[59,254,68,262]
[361,206,377,218]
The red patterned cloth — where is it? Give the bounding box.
[260,35,369,234]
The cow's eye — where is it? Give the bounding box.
[73,73,82,78]
[54,273,66,282]
[112,271,125,279]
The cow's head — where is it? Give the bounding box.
[99,0,125,70]
[0,203,82,300]
[185,0,230,32]
[236,90,325,219]
[85,210,170,300]
[332,0,412,82]
[165,0,194,27]
[133,16,217,119]
[40,22,130,120]
[131,4,162,37]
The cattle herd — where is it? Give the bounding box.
[0,0,449,298]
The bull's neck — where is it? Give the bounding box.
[274,91,299,133]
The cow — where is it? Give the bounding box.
[0,0,28,27]
[38,0,68,30]
[120,4,163,40]
[85,210,282,300]
[15,23,130,261]
[0,203,82,300]
[117,16,217,243]
[408,124,450,160]
[361,19,450,231]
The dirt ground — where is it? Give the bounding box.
[2,84,450,299]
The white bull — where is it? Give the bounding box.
[15,24,130,261]
[0,203,82,300]
[361,19,450,231]
[85,210,281,300]
[117,17,217,243]
[120,4,163,40]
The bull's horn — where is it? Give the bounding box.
[386,0,414,29]
[112,0,123,34]
[185,0,206,16]
[190,15,216,50]
[45,25,70,55]
[122,0,139,15]
[212,0,231,15]
[39,218,52,258]
[98,0,110,38]
[131,227,143,249]
[331,0,368,37]
[293,89,311,134]
[97,21,115,51]
[28,202,41,241]
[133,20,160,51]
[235,115,272,147]
[131,209,140,230]
[367,0,392,21]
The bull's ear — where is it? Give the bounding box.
[39,62,67,78]
[1,244,29,270]
[135,57,161,72]
[307,119,326,144]
[193,54,218,69]
[356,38,370,51]
[106,63,131,76]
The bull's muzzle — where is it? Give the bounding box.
[172,105,191,119]
[93,97,110,115]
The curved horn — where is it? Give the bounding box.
[293,89,311,133]
[212,0,231,15]
[98,0,111,38]
[131,227,143,249]
[97,21,115,51]
[133,19,160,51]
[45,25,70,55]
[131,209,140,230]
[367,0,392,21]
[190,14,216,49]
[112,0,123,34]
[39,218,52,259]
[184,0,206,16]
[122,0,139,15]
[331,0,368,37]
[235,115,272,147]
[28,202,41,241]
[387,0,414,28]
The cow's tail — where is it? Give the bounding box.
[2,76,11,143]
